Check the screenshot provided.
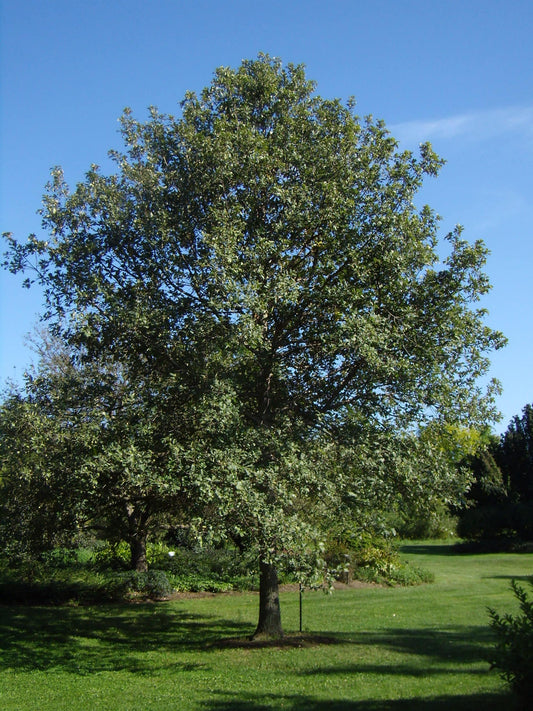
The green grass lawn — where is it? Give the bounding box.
[1,542,531,710]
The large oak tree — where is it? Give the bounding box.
[4,55,505,637]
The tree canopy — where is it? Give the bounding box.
[3,55,505,636]
[499,404,533,503]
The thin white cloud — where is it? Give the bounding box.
[391,106,533,146]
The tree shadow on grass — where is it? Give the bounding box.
[0,602,252,674]
[201,690,510,711]
[318,625,497,668]
[0,607,500,696]
[484,574,533,581]
[207,624,495,664]
[0,603,351,674]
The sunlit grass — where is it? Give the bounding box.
[1,542,531,709]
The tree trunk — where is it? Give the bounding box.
[253,560,283,639]
[125,503,149,572]
[130,533,148,572]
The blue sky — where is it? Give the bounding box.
[1,0,531,433]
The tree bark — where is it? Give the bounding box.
[125,503,149,572]
[130,534,148,572]
[253,560,284,639]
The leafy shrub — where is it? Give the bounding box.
[158,546,255,583]
[93,543,257,594]
[146,541,175,566]
[488,579,533,707]
[1,540,258,602]
[324,529,433,586]
[323,537,352,581]
[39,547,79,568]
[0,566,119,605]
[141,570,174,598]
[109,570,173,599]
[90,540,256,585]
[167,573,234,593]
[387,563,434,586]
[0,578,85,605]
[394,506,458,540]
[161,547,257,592]
[91,540,131,570]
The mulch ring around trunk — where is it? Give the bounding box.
[207,632,342,649]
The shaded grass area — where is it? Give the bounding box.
[197,691,508,710]
[1,542,531,710]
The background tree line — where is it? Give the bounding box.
[458,403,533,544]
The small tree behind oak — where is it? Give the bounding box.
[0,329,188,572]
[4,55,504,637]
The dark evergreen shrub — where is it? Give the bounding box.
[488,579,533,708]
